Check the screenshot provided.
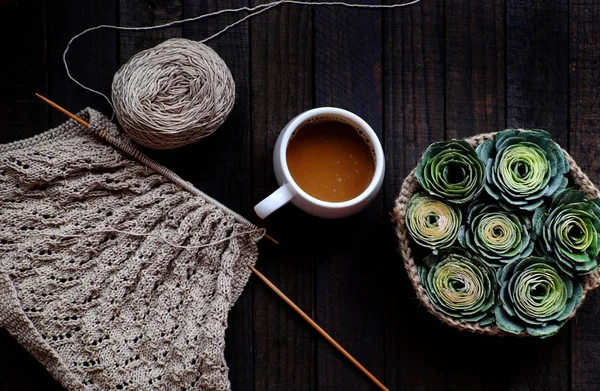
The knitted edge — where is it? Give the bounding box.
[0,116,105,390]
[392,132,600,337]
[0,272,85,390]
[0,118,87,153]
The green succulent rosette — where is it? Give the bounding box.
[418,248,496,325]
[416,140,485,204]
[495,256,583,337]
[406,193,462,251]
[477,129,569,211]
[532,189,600,277]
[458,201,534,267]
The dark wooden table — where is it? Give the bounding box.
[1,0,600,390]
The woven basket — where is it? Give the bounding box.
[393,132,600,336]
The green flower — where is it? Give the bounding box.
[496,256,583,337]
[477,129,569,211]
[458,201,533,267]
[418,248,496,325]
[406,193,462,251]
[533,189,600,277]
[416,140,485,204]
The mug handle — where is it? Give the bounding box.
[254,184,294,219]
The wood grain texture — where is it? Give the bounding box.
[0,1,63,390]
[0,0,48,142]
[445,0,505,139]
[505,1,570,390]
[569,1,600,390]
[3,1,600,390]
[46,0,118,126]
[249,2,315,390]
[181,2,254,390]
[118,0,182,63]
[314,2,386,390]
[382,0,446,389]
[442,1,508,390]
[0,330,65,391]
[507,0,569,145]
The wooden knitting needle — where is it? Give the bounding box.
[247,263,389,391]
[36,93,90,127]
[263,234,278,244]
[35,93,278,245]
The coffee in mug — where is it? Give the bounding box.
[286,118,376,202]
[254,107,385,219]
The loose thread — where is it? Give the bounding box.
[63,0,420,116]
[37,227,266,250]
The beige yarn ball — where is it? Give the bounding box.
[111,38,235,150]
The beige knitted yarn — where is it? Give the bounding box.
[111,38,236,150]
[0,109,262,390]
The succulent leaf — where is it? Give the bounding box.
[416,140,485,204]
[532,189,600,277]
[496,256,583,338]
[476,129,569,211]
[406,193,462,251]
[458,201,534,267]
[418,248,496,325]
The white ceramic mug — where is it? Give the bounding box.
[254,107,385,219]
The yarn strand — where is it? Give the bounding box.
[63,0,421,114]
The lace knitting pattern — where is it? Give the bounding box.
[0,109,262,391]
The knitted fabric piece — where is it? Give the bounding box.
[0,109,262,391]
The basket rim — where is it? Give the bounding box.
[393,131,600,337]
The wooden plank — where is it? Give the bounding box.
[0,0,48,142]
[313,3,385,390]
[445,0,505,139]
[0,330,65,391]
[181,1,254,390]
[441,1,508,390]
[382,0,446,389]
[0,2,60,390]
[507,0,569,144]
[502,339,570,391]
[180,1,252,212]
[46,0,118,126]
[119,0,182,63]
[569,1,600,390]
[505,1,571,390]
[249,2,315,390]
